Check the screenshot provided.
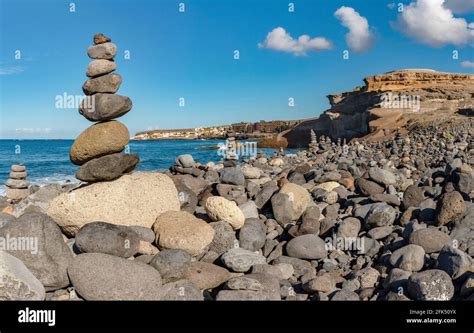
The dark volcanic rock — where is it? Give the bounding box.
[436,190,466,226]
[76,153,139,182]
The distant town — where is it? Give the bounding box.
[131,120,301,141]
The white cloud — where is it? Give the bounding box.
[394,0,474,47]
[461,60,474,68]
[258,27,332,56]
[444,0,474,14]
[334,6,374,53]
[0,66,25,75]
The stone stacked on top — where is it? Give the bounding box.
[5,164,30,201]
[70,33,139,182]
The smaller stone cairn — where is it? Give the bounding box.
[5,164,30,201]
[278,147,285,157]
[308,129,318,155]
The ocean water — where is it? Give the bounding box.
[0,139,300,194]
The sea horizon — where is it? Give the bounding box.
[0,139,301,195]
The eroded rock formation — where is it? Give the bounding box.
[283,69,474,147]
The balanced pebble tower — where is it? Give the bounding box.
[5,164,30,201]
[70,33,139,182]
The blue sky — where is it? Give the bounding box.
[0,0,473,139]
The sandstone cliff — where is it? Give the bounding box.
[282,69,474,147]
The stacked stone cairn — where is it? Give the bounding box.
[308,129,318,156]
[5,164,30,201]
[71,33,139,182]
[224,137,239,161]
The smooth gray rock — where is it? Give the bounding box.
[68,253,162,300]
[182,261,230,290]
[80,93,132,121]
[221,248,266,272]
[0,212,72,291]
[389,244,425,272]
[238,201,259,219]
[76,153,139,182]
[272,256,314,277]
[409,228,451,253]
[86,59,116,78]
[286,234,327,260]
[356,178,384,196]
[129,226,155,243]
[435,245,473,279]
[238,218,266,251]
[75,222,141,258]
[369,167,396,186]
[251,263,294,280]
[368,226,393,240]
[270,193,294,225]
[220,167,245,186]
[175,154,195,168]
[12,183,64,217]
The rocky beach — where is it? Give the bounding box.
[0,25,473,304]
[1,42,473,301]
